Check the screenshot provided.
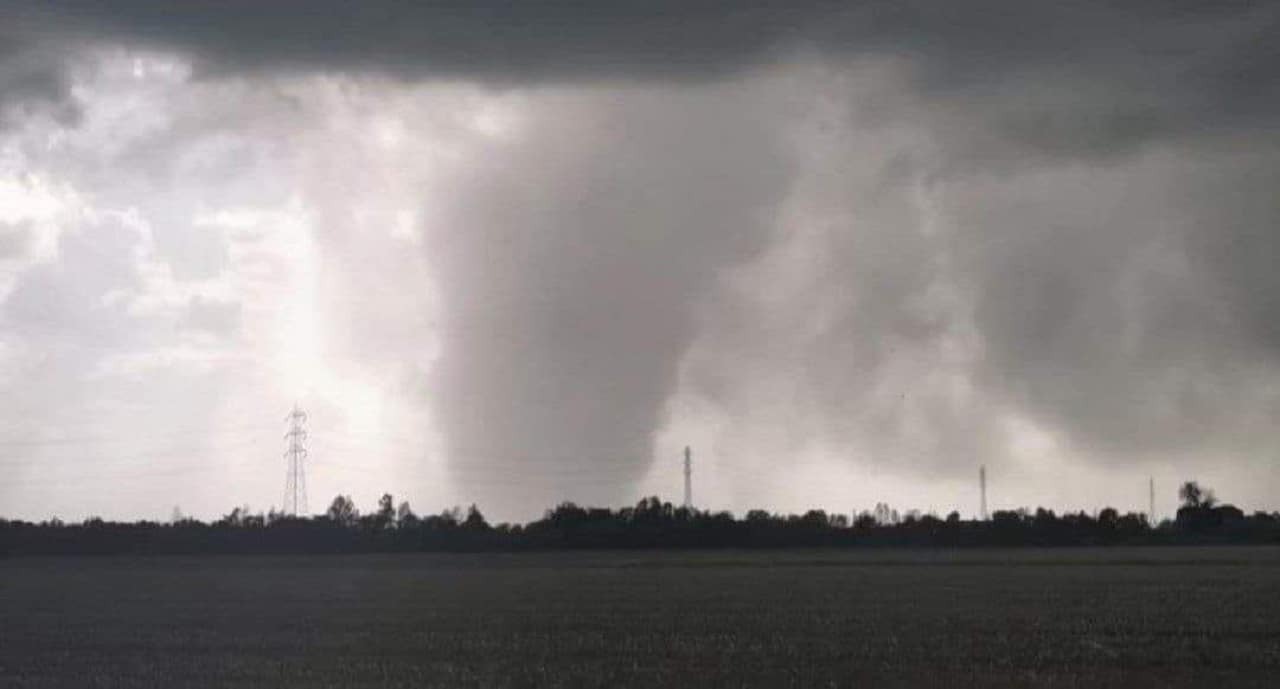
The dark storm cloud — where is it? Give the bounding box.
[948,150,1280,462]
[4,0,1280,515]
[421,87,792,513]
[8,1,816,80]
[10,2,1279,149]
[0,31,78,126]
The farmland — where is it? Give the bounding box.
[3,547,1279,688]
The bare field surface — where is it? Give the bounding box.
[3,547,1279,688]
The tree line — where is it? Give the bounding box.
[2,481,1277,556]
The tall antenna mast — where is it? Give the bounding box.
[283,405,308,516]
[683,446,692,510]
[1149,476,1155,526]
[979,465,988,520]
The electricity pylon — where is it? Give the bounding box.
[283,405,308,516]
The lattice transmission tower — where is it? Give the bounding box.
[283,405,308,516]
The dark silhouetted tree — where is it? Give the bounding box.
[396,501,417,528]
[220,505,251,527]
[5,485,1280,556]
[1179,481,1216,509]
[463,504,489,531]
[373,493,395,530]
[326,495,357,527]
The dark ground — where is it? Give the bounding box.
[3,547,1279,688]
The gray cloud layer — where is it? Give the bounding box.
[9,2,1278,144]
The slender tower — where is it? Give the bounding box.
[1149,476,1155,526]
[979,465,988,520]
[683,446,692,510]
[283,405,309,516]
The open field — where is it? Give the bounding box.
[3,547,1280,688]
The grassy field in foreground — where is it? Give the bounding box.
[3,547,1279,688]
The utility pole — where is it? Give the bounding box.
[683,446,692,510]
[283,405,308,516]
[979,465,988,521]
[1149,476,1155,526]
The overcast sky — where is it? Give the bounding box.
[2,2,1278,523]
